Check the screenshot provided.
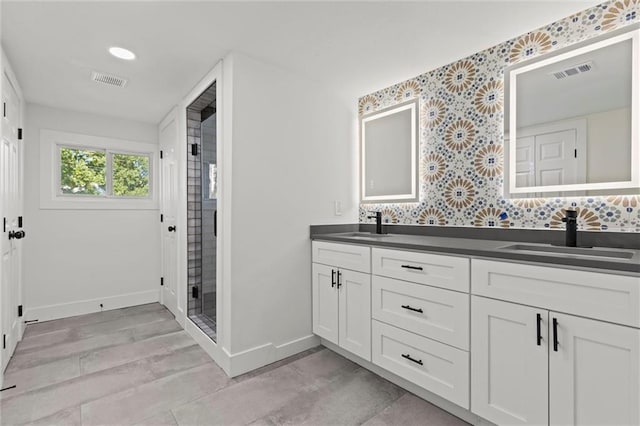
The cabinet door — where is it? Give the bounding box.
[550,313,640,426]
[338,269,371,361]
[312,263,338,345]
[471,296,548,425]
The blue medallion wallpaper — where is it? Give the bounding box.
[359,0,640,232]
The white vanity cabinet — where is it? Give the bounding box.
[471,259,640,426]
[370,247,471,408]
[312,241,372,361]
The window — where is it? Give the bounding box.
[40,130,158,210]
[59,147,151,198]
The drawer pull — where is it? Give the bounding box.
[331,269,336,288]
[401,353,423,366]
[337,270,342,289]
[401,305,424,314]
[401,264,423,271]
[536,313,542,346]
[552,317,559,352]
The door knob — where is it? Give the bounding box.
[168,226,176,232]
[8,230,25,240]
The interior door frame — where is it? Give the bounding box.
[0,48,25,381]
[158,107,182,325]
[175,59,230,374]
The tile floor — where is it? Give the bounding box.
[0,303,469,425]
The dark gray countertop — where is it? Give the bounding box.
[311,231,640,275]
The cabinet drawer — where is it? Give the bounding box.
[372,320,469,409]
[372,248,469,292]
[312,241,371,273]
[372,276,469,350]
[472,259,640,327]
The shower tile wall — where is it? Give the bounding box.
[187,109,202,316]
[358,0,640,232]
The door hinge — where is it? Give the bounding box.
[17,128,22,140]
[192,286,199,299]
[18,216,23,228]
[160,150,163,159]
[574,149,577,158]
[160,277,164,286]
[160,214,164,223]
[18,305,23,317]
[191,143,199,156]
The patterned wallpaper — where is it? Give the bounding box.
[359,0,640,232]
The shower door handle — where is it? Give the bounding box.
[214,210,217,237]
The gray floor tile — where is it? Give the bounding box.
[6,330,135,373]
[171,365,309,426]
[80,330,194,374]
[25,406,82,426]
[135,411,178,426]
[22,304,165,339]
[0,359,155,424]
[146,344,214,379]
[81,363,230,425]
[361,393,470,426]
[260,368,405,426]
[131,318,183,341]
[0,356,81,400]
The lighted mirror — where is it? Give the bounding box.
[360,99,418,203]
[504,25,640,197]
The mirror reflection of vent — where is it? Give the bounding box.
[550,61,594,79]
[91,71,128,88]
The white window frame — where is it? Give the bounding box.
[40,129,159,209]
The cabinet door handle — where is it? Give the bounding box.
[536,313,542,346]
[336,270,342,288]
[552,317,559,352]
[401,264,423,271]
[401,353,423,366]
[331,269,336,288]
[401,305,423,314]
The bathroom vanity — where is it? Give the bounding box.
[310,230,640,426]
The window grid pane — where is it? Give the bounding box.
[60,147,106,195]
[111,153,150,197]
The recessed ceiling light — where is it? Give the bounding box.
[109,47,136,61]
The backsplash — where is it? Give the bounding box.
[359,0,640,232]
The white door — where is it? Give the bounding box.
[159,112,179,318]
[1,70,23,373]
[550,313,640,426]
[471,296,548,425]
[338,268,371,360]
[312,263,338,344]
[535,129,577,187]
[515,136,535,188]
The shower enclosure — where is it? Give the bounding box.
[186,82,217,341]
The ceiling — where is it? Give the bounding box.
[1,1,602,124]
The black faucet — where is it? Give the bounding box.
[367,211,383,234]
[561,209,578,247]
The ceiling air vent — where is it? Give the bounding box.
[550,61,594,80]
[91,71,128,88]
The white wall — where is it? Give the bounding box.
[23,104,160,321]
[225,52,358,357]
[586,107,631,183]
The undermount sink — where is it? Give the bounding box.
[498,244,635,260]
[339,232,391,240]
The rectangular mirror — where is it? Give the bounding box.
[360,99,418,203]
[504,25,640,197]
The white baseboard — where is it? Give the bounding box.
[321,339,491,426]
[227,334,320,378]
[184,318,232,375]
[25,290,160,323]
